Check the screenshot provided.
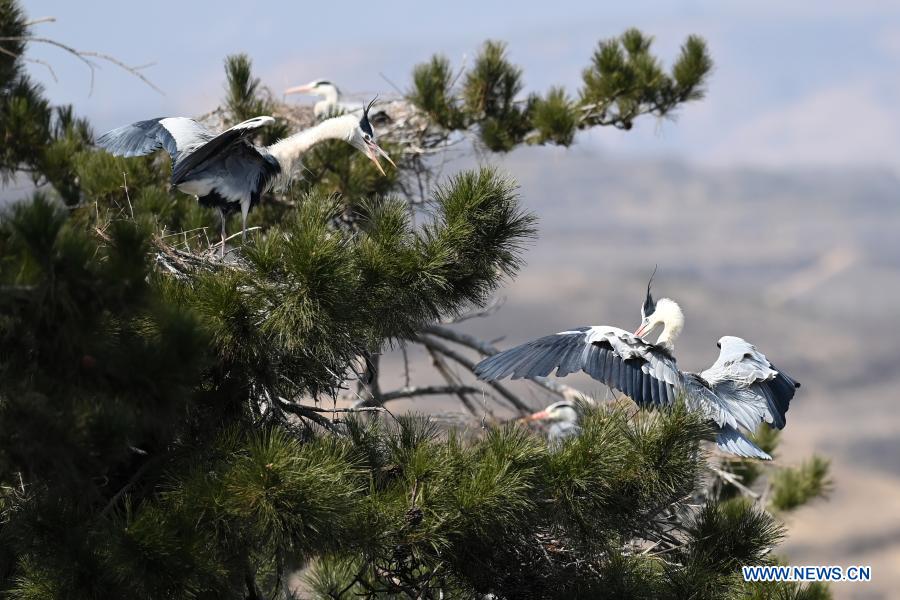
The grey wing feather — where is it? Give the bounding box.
[699,336,800,431]
[475,328,588,381]
[716,424,772,460]
[171,116,274,184]
[95,117,211,161]
[474,326,682,409]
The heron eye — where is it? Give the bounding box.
[364,133,372,142]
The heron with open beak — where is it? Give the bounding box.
[476,269,801,459]
[96,99,394,255]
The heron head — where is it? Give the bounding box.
[284,79,338,98]
[525,401,578,424]
[634,267,683,342]
[348,98,395,176]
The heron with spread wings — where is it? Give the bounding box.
[475,271,800,459]
[96,100,394,255]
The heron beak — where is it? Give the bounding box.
[525,410,550,422]
[634,323,647,338]
[365,141,395,176]
[284,84,314,96]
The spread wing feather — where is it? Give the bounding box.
[95,117,212,162]
[699,336,800,431]
[474,326,683,408]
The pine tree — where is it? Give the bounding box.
[1,2,830,598]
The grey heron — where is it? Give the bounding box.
[284,79,390,123]
[475,272,801,460]
[96,100,394,256]
[284,79,360,119]
[524,400,582,444]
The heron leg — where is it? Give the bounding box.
[241,199,250,243]
[219,207,226,258]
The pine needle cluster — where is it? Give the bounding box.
[408,30,713,151]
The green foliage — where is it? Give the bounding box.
[408,29,712,149]
[770,456,832,512]
[176,168,534,399]
[292,137,399,201]
[531,87,578,146]
[223,53,290,144]
[0,0,26,84]
[0,195,208,492]
[0,5,93,203]
[462,41,533,151]
[661,498,784,598]
[580,29,713,130]
[409,55,466,130]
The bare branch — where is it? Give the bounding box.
[409,334,530,415]
[280,403,385,414]
[440,296,505,324]
[708,465,760,500]
[0,45,57,81]
[99,455,163,518]
[23,17,57,27]
[424,347,479,416]
[381,385,481,404]
[0,30,163,95]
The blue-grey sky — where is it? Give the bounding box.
[20,1,900,170]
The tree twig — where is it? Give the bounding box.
[0,30,162,95]
[425,347,479,416]
[708,465,760,500]
[409,334,530,415]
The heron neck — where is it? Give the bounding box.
[321,86,339,105]
[266,115,355,175]
[656,321,682,352]
[313,87,340,117]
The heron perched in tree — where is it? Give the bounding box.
[284,79,354,119]
[523,400,583,444]
[475,271,801,459]
[96,100,394,256]
[284,79,391,124]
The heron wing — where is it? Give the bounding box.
[698,336,800,431]
[474,326,682,408]
[170,116,275,184]
[95,117,212,161]
[715,423,772,460]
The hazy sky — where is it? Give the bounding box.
[19,1,900,170]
